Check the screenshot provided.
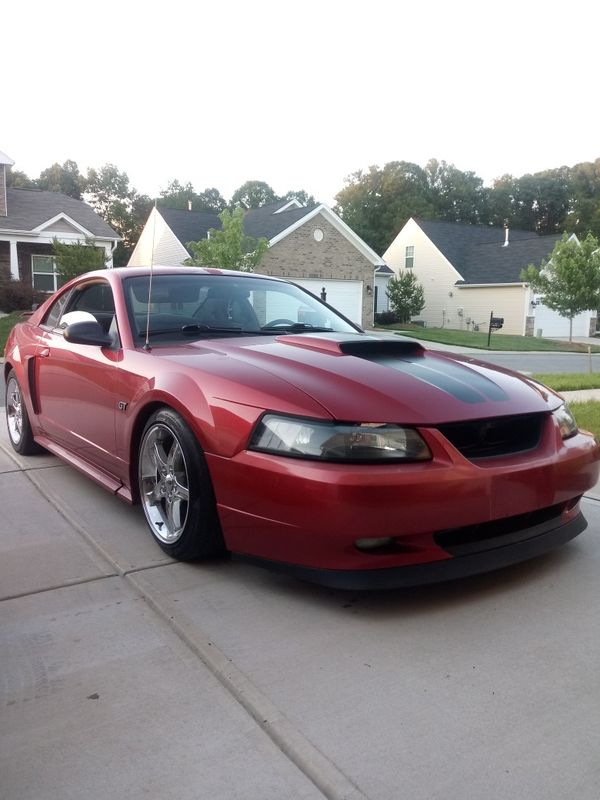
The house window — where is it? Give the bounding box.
[405,246,414,268]
[32,255,64,292]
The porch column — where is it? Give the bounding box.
[9,239,19,280]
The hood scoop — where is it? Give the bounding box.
[276,333,425,357]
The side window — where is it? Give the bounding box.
[62,281,118,340]
[43,291,70,329]
[68,282,115,315]
[405,245,415,269]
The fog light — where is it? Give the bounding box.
[355,537,394,551]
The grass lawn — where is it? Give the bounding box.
[379,324,600,353]
[532,373,600,391]
[569,401,600,439]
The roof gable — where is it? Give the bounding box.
[158,201,385,267]
[1,188,118,238]
[158,203,323,248]
[158,207,221,247]
[414,218,560,284]
[35,213,91,236]
[244,203,320,240]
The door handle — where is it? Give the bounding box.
[39,348,50,358]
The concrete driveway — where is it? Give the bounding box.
[2,424,600,800]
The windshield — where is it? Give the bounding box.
[124,273,360,343]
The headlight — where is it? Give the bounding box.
[553,404,578,440]
[249,415,432,462]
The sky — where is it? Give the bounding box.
[3,0,600,207]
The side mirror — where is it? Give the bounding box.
[63,320,113,347]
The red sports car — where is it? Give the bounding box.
[4,267,599,588]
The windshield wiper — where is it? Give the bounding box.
[139,323,244,338]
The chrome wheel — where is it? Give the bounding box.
[139,423,190,544]
[6,375,24,446]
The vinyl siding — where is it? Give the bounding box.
[128,207,189,266]
[383,218,464,327]
[455,285,528,335]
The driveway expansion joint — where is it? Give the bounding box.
[9,448,369,800]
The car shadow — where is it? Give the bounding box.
[225,541,584,617]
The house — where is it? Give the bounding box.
[383,217,596,338]
[129,199,391,327]
[0,150,119,292]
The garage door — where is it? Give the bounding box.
[533,304,592,338]
[292,279,363,326]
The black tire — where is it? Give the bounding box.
[137,408,225,561]
[5,369,44,455]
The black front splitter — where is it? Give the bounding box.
[234,512,587,591]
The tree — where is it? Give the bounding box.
[85,164,152,265]
[185,207,269,271]
[52,238,108,281]
[159,180,227,213]
[196,187,227,213]
[38,160,85,199]
[281,189,316,206]
[335,162,435,255]
[386,271,426,323]
[521,233,600,340]
[425,159,486,224]
[230,180,277,209]
[6,169,36,189]
[566,159,600,239]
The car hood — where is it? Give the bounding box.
[165,333,562,424]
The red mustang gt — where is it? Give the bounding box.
[4,267,599,588]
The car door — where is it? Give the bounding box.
[35,279,121,477]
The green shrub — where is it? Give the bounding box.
[375,310,400,325]
[0,279,46,313]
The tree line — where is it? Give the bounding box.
[333,158,600,255]
[9,155,600,265]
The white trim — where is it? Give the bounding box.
[274,199,302,213]
[0,150,15,166]
[269,204,385,267]
[9,239,18,280]
[32,212,93,236]
[457,282,527,289]
[0,228,41,237]
[31,253,60,292]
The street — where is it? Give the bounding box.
[2,423,600,800]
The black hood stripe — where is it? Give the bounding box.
[369,356,509,404]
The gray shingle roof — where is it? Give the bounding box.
[1,188,119,238]
[415,218,560,284]
[244,203,319,240]
[159,207,221,247]
[160,201,321,250]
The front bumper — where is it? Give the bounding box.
[236,511,588,590]
[208,423,599,572]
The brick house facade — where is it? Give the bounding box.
[129,200,388,327]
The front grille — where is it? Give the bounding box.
[437,413,545,459]
[434,501,570,555]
